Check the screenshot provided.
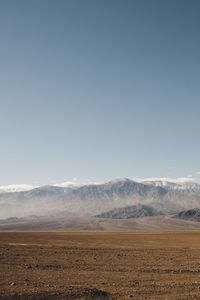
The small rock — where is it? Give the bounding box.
[27,265,33,269]
[10,282,16,286]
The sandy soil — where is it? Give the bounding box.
[1,215,200,232]
[1,232,200,299]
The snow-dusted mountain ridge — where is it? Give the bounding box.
[140,179,200,192]
[0,178,200,219]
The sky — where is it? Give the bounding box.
[1,0,200,185]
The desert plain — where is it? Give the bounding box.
[1,232,200,299]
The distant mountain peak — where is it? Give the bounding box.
[107,178,133,184]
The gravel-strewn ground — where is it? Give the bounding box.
[1,232,200,299]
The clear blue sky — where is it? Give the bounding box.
[1,0,200,185]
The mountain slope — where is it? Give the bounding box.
[173,208,200,222]
[95,204,164,219]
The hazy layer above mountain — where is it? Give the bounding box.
[1,178,200,219]
[0,182,83,194]
[0,184,37,194]
[95,204,164,219]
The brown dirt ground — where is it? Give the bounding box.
[1,232,200,299]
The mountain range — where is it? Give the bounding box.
[1,178,200,220]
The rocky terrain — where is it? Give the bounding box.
[2,232,200,299]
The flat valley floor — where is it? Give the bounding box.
[1,232,200,299]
